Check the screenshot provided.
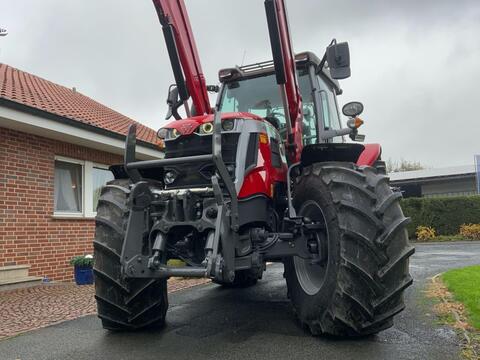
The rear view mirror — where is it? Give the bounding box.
[165,85,181,120]
[326,41,351,79]
[167,85,179,105]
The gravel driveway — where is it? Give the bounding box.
[0,241,479,360]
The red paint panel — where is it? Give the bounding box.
[238,136,287,199]
[356,143,381,166]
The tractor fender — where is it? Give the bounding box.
[356,143,381,166]
[300,143,381,167]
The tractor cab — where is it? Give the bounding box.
[218,51,344,146]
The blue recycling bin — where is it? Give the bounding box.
[74,266,94,285]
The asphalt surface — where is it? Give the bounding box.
[1,241,480,360]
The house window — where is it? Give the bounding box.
[54,160,83,213]
[53,156,113,218]
[92,166,114,212]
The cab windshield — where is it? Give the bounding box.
[220,71,318,145]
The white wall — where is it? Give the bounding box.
[421,177,477,197]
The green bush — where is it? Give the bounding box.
[70,255,94,267]
[400,195,480,238]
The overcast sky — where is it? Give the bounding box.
[1,0,479,167]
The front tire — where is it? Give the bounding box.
[285,162,414,337]
[93,179,168,331]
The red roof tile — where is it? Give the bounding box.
[0,63,157,145]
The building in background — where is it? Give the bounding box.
[389,165,477,198]
[0,63,162,286]
[475,155,480,194]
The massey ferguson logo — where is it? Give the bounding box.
[179,123,195,134]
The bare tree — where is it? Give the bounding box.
[386,158,425,173]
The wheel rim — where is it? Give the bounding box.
[293,200,329,296]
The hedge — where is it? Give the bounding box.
[400,195,480,238]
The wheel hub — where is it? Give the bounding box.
[294,200,329,296]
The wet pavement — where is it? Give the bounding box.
[0,241,479,360]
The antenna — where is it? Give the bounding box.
[241,50,247,66]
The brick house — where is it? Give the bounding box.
[0,64,162,284]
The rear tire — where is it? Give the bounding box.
[284,162,414,337]
[93,179,168,331]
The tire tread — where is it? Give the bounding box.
[94,179,168,331]
[286,162,414,336]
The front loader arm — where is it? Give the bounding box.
[152,0,212,117]
[264,0,303,162]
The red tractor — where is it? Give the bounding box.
[93,0,414,336]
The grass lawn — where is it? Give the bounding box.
[442,265,480,329]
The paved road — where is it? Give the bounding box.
[1,241,479,360]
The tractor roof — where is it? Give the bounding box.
[218,51,342,94]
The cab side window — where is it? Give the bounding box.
[265,122,287,167]
[298,71,318,145]
[318,76,341,131]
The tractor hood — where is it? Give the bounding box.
[161,112,264,136]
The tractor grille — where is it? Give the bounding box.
[163,133,239,189]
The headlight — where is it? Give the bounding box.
[157,127,180,140]
[196,119,237,135]
[222,119,235,131]
[171,128,180,139]
[198,122,214,135]
[164,170,177,185]
[157,128,168,139]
